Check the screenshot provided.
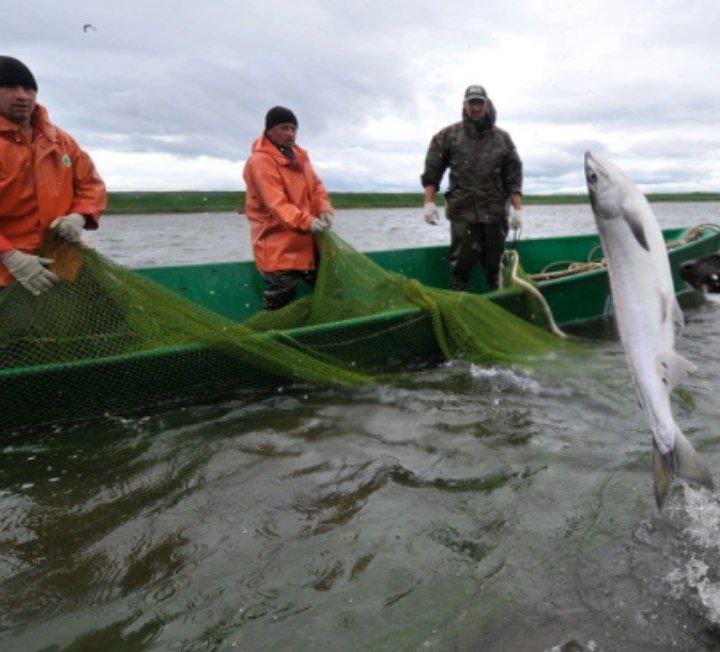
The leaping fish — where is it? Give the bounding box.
[584,151,714,508]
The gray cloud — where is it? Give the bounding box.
[6,0,720,192]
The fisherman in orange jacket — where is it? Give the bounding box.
[0,56,107,295]
[242,106,333,310]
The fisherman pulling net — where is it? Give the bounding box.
[0,231,568,428]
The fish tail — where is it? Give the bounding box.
[652,432,714,510]
[674,429,714,491]
[652,441,673,510]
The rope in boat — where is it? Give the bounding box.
[530,223,720,281]
[666,222,720,247]
[501,222,720,339]
[532,260,606,281]
[500,248,569,339]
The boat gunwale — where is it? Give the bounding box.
[0,307,427,378]
[0,227,715,379]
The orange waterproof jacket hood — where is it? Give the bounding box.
[242,133,332,272]
[0,104,107,284]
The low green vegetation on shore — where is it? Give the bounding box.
[105,190,720,214]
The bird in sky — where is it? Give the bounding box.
[83,23,97,33]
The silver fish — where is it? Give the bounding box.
[584,151,713,508]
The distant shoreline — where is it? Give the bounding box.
[105,190,720,215]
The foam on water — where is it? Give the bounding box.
[663,488,720,625]
[469,364,543,393]
[683,486,720,552]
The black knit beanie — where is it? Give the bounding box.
[0,56,37,91]
[265,106,298,131]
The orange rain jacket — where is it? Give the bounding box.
[0,104,107,285]
[242,133,332,272]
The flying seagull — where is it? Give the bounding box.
[83,23,97,32]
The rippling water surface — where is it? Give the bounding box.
[3,204,720,650]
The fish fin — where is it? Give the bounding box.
[652,440,673,510]
[659,291,685,332]
[671,296,685,332]
[622,209,650,251]
[657,351,697,390]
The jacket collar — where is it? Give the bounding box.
[31,104,58,142]
[0,104,57,143]
[251,132,309,166]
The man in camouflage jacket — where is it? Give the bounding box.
[421,85,523,290]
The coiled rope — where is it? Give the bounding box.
[501,222,720,340]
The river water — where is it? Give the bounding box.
[3,203,720,651]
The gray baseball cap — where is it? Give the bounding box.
[464,85,487,101]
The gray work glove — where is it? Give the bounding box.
[319,212,333,228]
[423,201,439,225]
[508,206,522,231]
[310,217,328,233]
[50,212,85,242]
[1,249,58,296]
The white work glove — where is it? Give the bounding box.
[423,202,439,225]
[50,212,85,243]
[508,206,522,231]
[310,217,328,234]
[319,212,333,228]
[1,249,58,296]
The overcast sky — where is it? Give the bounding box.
[7,0,720,194]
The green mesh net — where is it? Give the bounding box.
[0,231,568,431]
[245,233,564,362]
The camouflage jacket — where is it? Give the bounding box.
[420,102,523,223]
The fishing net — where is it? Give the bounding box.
[245,233,563,361]
[0,231,566,431]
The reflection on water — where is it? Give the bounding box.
[3,206,720,649]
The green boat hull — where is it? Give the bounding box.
[3,228,718,432]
